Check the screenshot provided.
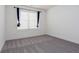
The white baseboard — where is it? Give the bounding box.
[7,34,47,40]
[47,34,79,45]
[0,39,6,52]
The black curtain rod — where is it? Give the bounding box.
[14,6,41,12]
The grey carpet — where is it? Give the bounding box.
[1,35,79,53]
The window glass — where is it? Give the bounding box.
[17,9,37,29]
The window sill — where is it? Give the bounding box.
[17,28,38,30]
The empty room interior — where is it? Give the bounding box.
[0,5,79,53]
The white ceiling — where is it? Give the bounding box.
[26,5,54,10]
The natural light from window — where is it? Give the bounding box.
[17,9,37,29]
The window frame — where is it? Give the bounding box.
[17,9,38,30]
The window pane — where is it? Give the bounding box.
[17,9,37,29]
[18,10,28,29]
[29,11,37,29]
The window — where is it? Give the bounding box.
[17,9,37,29]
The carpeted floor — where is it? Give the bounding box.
[1,35,79,53]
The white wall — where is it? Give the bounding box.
[6,5,46,40]
[47,6,79,44]
[0,5,5,51]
